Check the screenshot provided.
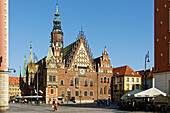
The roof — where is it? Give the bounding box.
[62,39,80,67]
[9,77,20,84]
[113,65,141,77]
[136,68,154,79]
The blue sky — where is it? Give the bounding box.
[9,0,154,76]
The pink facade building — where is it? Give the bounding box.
[0,0,9,110]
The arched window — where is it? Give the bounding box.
[85,79,88,85]
[70,78,73,84]
[104,87,106,94]
[90,79,93,85]
[104,77,106,83]
[75,78,79,85]
[100,88,102,95]
[60,80,64,85]
[101,78,103,82]
[107,78,109,83]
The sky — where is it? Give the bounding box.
[9,0,154,77]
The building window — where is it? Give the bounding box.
[108,89,110,94]
[49,76,52,82]
[107,78,109,83]
[104,87,106,94]
[104,77,106,83]
[120,78,121,82]
[127,85,129,90]
[50,89,54,94]
[70,78,73,84]
[137,78,139,82]
[132,78,134,82]
[85,79,88,85]
[75,78,79,85]
[101,78,103,83]
[75,91,79,96]
[100,88,102,95]
[90,79,93,86]
[60,80,64,85]
[127,78,129,82]
[53,76,55,82]
[84,91,87,96]
[90,91,93,96]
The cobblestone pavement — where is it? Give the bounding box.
[0,103,152,113]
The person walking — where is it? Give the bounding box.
[52,99,55,110]
[54,99,58,111]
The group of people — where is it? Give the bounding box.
[52,99,58,111]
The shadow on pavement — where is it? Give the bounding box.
[59,103,118,109]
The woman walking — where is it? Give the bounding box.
[54,100,58,111]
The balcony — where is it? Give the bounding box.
[107,81,109,83]
[90,84,93,87]
[101,81,103,83]
[104,81,106,83]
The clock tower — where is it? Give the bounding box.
[51,2,64,64]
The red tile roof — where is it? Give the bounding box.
[9,77,20,85]
[113,65,141,77]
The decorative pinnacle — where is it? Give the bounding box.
[30,41,32,49]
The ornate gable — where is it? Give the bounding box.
[69,39,95,72]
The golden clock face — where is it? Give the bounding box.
[80,69,85,75]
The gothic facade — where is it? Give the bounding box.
[20,3,113,104]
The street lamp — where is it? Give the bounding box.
[144,51,150,112]
[8,68,16,73]
[144,51,150,90]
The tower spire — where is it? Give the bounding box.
[56,0,59,16]
[28,41,33,64]
[53,0,62,31]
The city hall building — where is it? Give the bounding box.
[20,3,113,104]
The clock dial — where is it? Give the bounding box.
[80,69,85,74]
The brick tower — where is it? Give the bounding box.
[154,0,170,94]
[51,2,65,68]
[0,0,9,110]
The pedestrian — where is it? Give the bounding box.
[54,100,58,111]
[52,99,55,110]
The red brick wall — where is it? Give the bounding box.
[154,0,170,72]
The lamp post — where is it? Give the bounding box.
[144,51,150,90]
[144,51,150,111]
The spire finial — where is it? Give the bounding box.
[30,41,32,49]
[56,0,59,15]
